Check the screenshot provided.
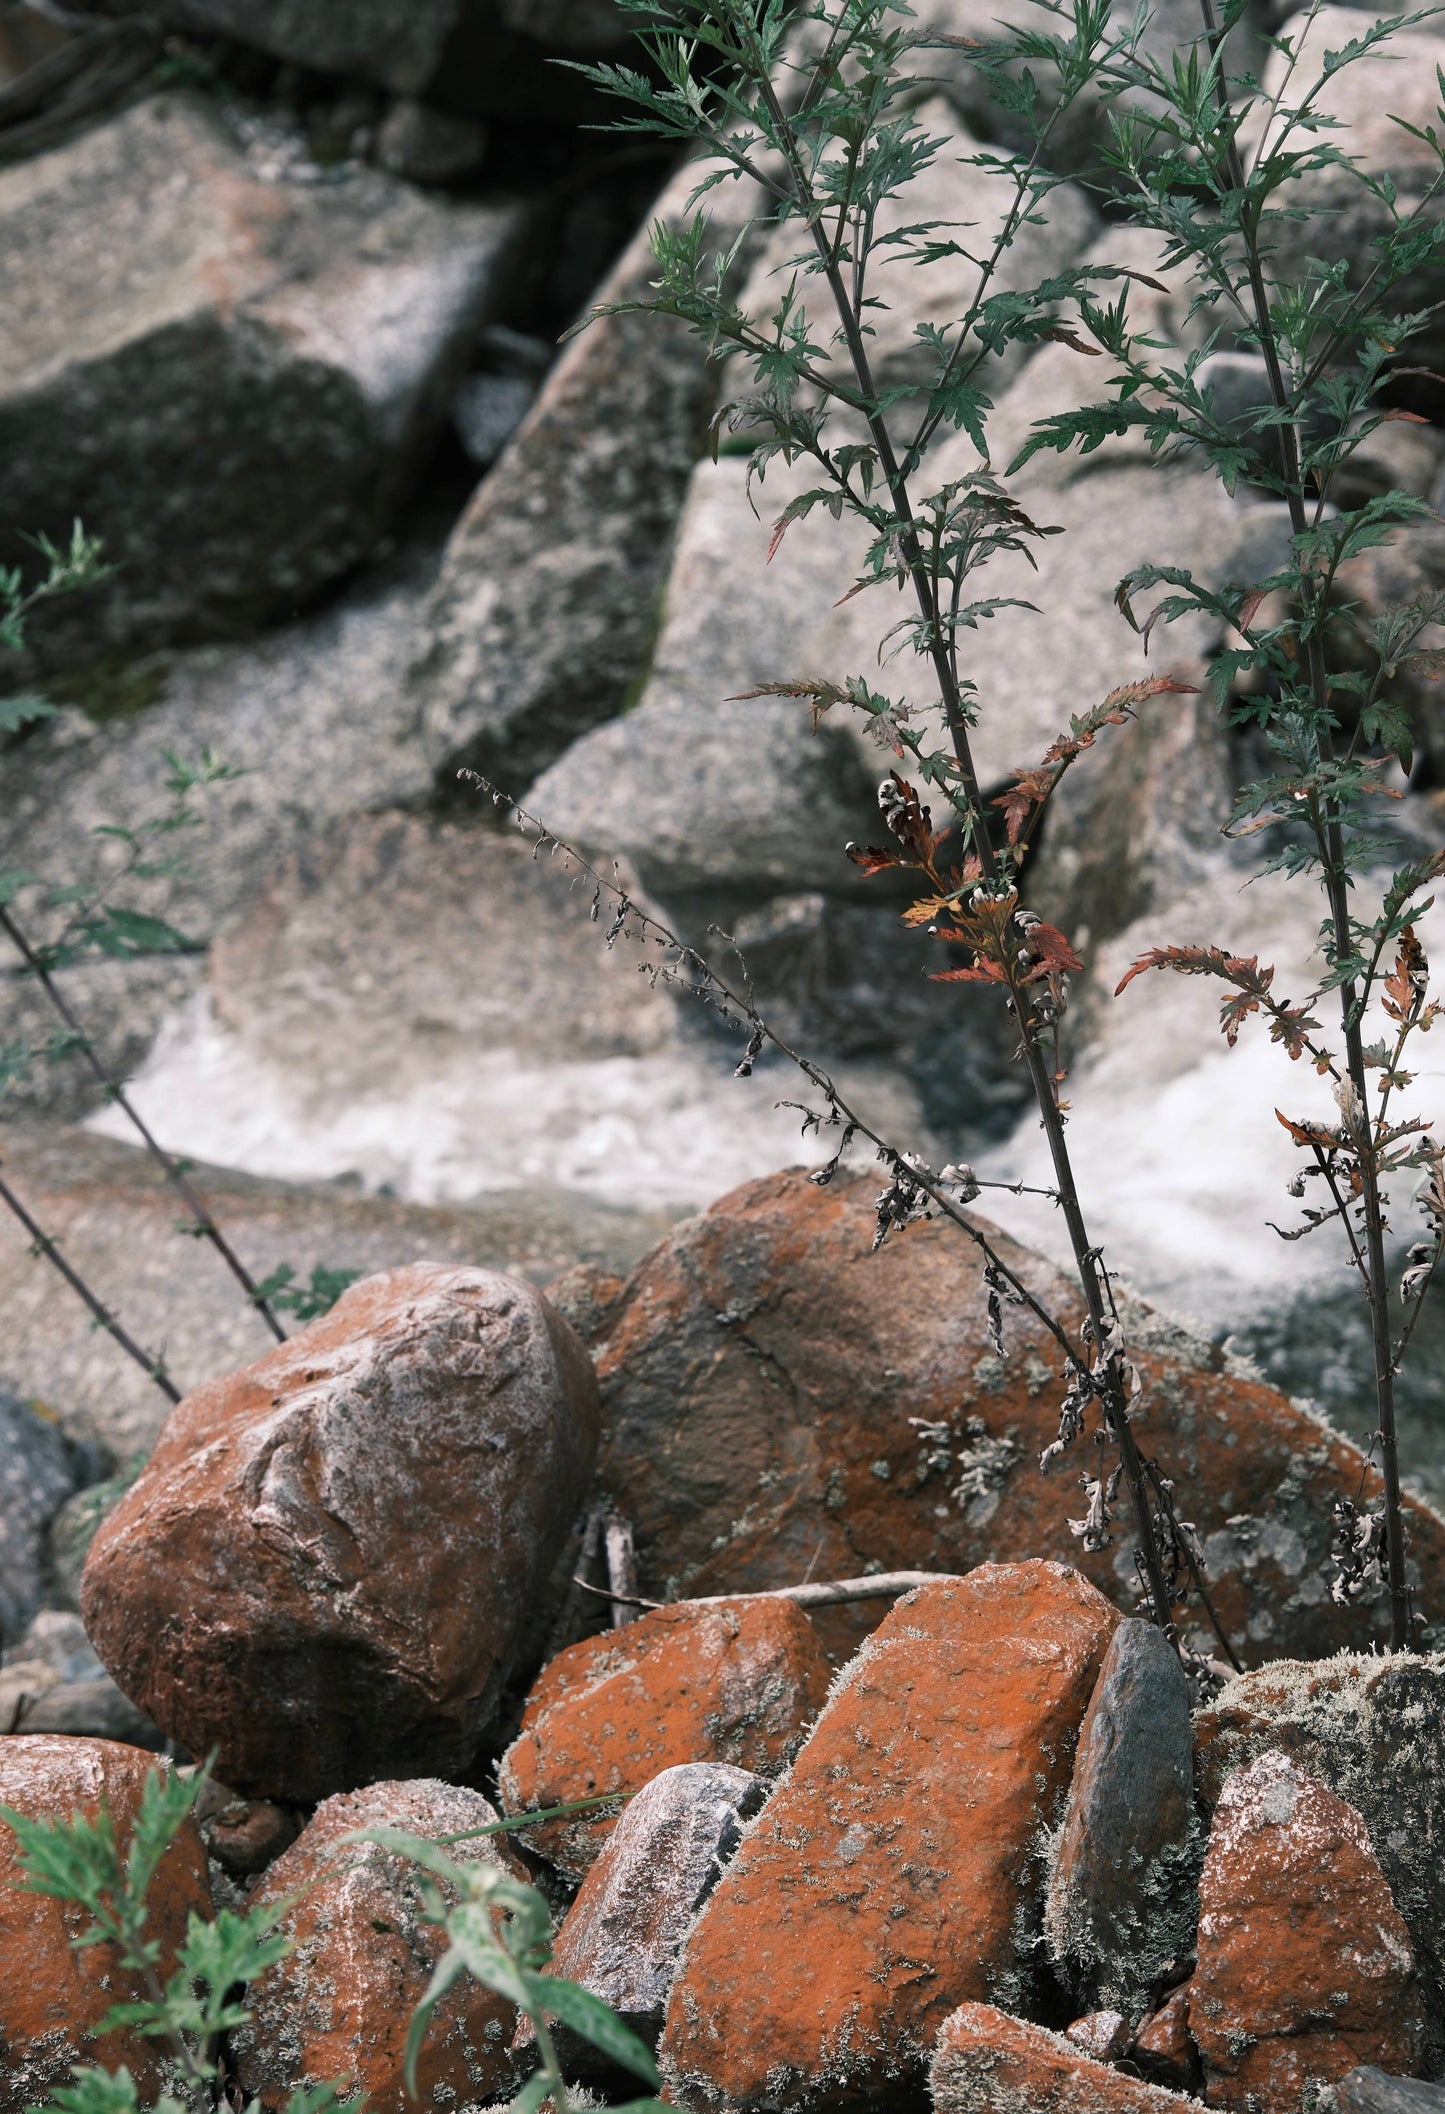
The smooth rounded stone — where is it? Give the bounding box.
[1194,1655,1445,2077]
[231,1779,528,2114]
[931,2002,1194,2114]
[81,1263,601,1799]
[0,1737,212,2114]
[1044,1618,1195,2010]
[560,1165,1445,1665]
[207,813,679,1097]
[547,1761,768,2055]
[0,93,524,671]
[1191,1751,1422,2110]
[498,1597,829,1880]
[1336,2070,1445,2113]
[0,1126,667,1470]
[451,371,536,465]
[0,1389,81,1644]
[412,155,758,796]
[658,1566,1120,2113]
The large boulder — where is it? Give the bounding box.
[553,1166,1445,1663]
[81,1263,601,1798]
[208,813,680,1094]
[0,1737,212,2114]
[232,1778,527,2113]
[412,155,756,795]
[658,1565,1120,2111]
[498,1596,830,1878]
[1193,1653,1445,2075]
[0,1127,665,1469]
[1191,1752,1422,2109]
[0,93,523,670]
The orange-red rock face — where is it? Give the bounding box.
[1191,1752,1422,2111]
[232,1778,527,2114]
[499,1596,829,1877]
[931,2001,1194,2114]
[0,1736,212,2114]
[1192,1653,1445,2070]
[658,1563,1120,2112]
[560,1168,1445,1663]
[82,1263,600,1799]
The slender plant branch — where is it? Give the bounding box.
[0,904,288,1343]
[0,1161,180,1402]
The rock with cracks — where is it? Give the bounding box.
[930,2001,1194,2114]
[1044,1617,1197,2012]
[498,1597,828,1879]
[1193,1653,1445,2074]
[231,1779,528,2113]
[81,1264,600,1800]
[543,1761,768,2067]
[0,1737,211,2114]
[1190,1750,1422,2110]
[657,1563,1120,2113]
[559,1166,1445,1663]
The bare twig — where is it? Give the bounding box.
[0,1162,180,1403]
[1,904,288,1342]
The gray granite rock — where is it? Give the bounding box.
[0,1610,165,1747]
[412,156,758,797]
[0,93,524,671]
[1336,2069,1445,2113]
[548,1761,768,2064]
[0,1392,82,1646]
[1044,1618,1196,2011]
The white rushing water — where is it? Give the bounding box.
[90,864,1445,1339]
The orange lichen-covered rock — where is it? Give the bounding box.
[231,1778,527,2114]
[1193,1653,1445,2072]
[498,1596,828,1878]
[1192,1751,1422,2111]
[0,1736,212,2114]
[930,2002,1193,2114]
[556,1166,1445,1661]
[83,1263,600,1800]
[658,1563,1120,2113]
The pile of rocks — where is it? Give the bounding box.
[1,1203,1442,2110]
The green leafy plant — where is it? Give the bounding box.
[0,1763,329,2114]
[1,1767,657,2114]
[354,1823,666,2114]
[478,0,1445,1657]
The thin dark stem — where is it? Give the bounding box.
[1,904,287,1342]
[744,39,1193,1644]
[0,1163,180,1403]
[1196,0,1412,1647]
